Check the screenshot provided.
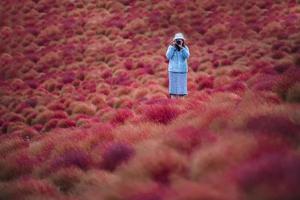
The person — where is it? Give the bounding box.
[165,32,190,99]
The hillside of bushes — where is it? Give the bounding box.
[0,0,300,199]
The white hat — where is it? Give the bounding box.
[173,32,185,41]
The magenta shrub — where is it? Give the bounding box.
[51,111,68,119]
[252,79,277,91]
[142,104,182,125]
[271,50,285,59]
[36,25,61,45]
[61,72,76,84]
[196,76,214,90]
[51,148,92,172]
[190,60,200,72]
[110,108,134,125]
[166,126,217,154]
[0,177,59,199]
[274,68,300,100]
[225,81,247,93]
[246,114,300,142]
[48,103,65,111]
[2,112,25,123]
[232,152,300,200]
[42,119,59,132]
[101,69,113,79]
[125,191,163,200]
[25,80,39,89]
[111,71,132,85]
[57,119,76,128]
[220,59,233,66]
[100,142,134,171]
[230,69,243,77]
[274,62,292,74]
[0,152,36,181]
[123,59,134,70]
[11,127,39,141]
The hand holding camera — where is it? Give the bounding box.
[173,39,184,51]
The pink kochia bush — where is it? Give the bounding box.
[48,167,84,194]
[100,142,134,171]
[141,103,182,125]
[0,151,37,181]
[164,126,217,154]
[245,114,300,144]
[0,177,59,200]
[51,148,93,172]
[110,108,134,125]
[232,151,300,200]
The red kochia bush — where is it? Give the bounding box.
[248,73,279,91]
[120,183,164,200]
[25,80,39,89]
[100,142,134,171]
[0,177,59,200]
[110,108,134,125]
[232,152,300,200]
[142,104,182,125]
[10,127,39,141]
[37,51,62,70]
[49,167,84,194]
[123,59,134,70]
[2,112,25,123]
[224,81,247,93]
[51,111,68,119]
[51,148,92,172]
[196,76,214,90]
[56,119,76,128]
[0,26,13,39]
[111,71,132,85]
[204,23,227,44]
[0,152,36,181]
[245,114,300,143]
[273,68,300,100]
[42,119,59,132]
[25,98,38,108]
[36,25,61,46]
[286,82,300,103]
[165,126,217,154]
[61,72,76,84]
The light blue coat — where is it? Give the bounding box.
[166,45,190,72]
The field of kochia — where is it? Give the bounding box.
[0,0,300,199]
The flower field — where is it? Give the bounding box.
[0,0,300,199]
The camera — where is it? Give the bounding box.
[174,39,183,51]
[175,39,182,45]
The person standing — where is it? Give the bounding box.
[166,32,190,99]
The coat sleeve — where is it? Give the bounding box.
[181,45,190,59]
[166,45,175,60]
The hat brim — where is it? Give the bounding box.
[173,37,185,41]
